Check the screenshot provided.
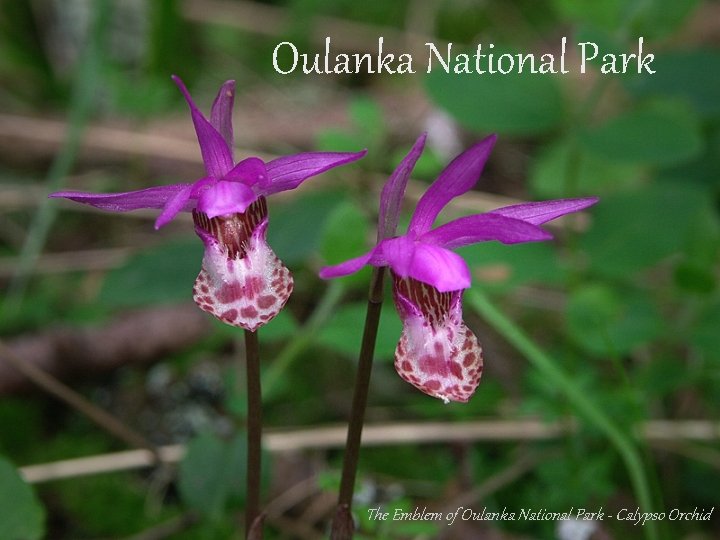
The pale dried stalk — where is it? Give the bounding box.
[181,0,439,57]
[0,340,160,460]
[20,419,720,484]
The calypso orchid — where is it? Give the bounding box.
[51,76,365,331]
[320,133,597,403]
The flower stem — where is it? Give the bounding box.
[466,287,659,540]
[244,329,263,539]
[331,267,386,539]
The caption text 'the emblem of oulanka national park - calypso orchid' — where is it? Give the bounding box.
[50,76,366,331]
[320,133,598,403]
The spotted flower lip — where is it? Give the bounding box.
[320,133,599,292]
[50,76,367,229]
[50,76,366,331]
[320,133,598,403]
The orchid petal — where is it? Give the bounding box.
[377,235,416,277]
[189,176,216,198]
[408,242,471,292]
[155,184,195,229]
[319,252,373,279]
[197,180,257,218]
[210,80,236,154]
[50,184,192,212]
[392,276,483,403]
[224,157,269,188]
[378,133,426,241]
[408,134,496,235]
[488,197,599,225]
[382,237,471,292]
[263,150,367,195]
[420,213,553,249]
[172,75,234,178]
[193,216,293,331]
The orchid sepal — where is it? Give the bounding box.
[408,134,497,236]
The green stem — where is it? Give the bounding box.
[331,267,386,540]
[466,287,658,540]
[244,329,262,539]
[2,0,110,318]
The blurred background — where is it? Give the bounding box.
[0,0,718,538]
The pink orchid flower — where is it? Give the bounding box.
[320,133,597,403]
[51,76,365,331]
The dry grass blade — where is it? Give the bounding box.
[181,0,439,57]
[19,419,720,484]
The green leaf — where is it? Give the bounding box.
[624,50,720,118]
[458,241,565,292]
[268,189,345,266]
[674,260,716,295]
[636,356,693,398]
[349,96,384,143]
[178,432,246,520]
[100,239,201,308]
[580,102,703,166]
[579,183,709,277]
[552,0,625,30]
[629,0,701,40]
[659,125,720,188]
[530,140,643,199]
[316,301,402,361]
[553,0,700,39]
[691,301,720,362]
[425,46,564,135]
[317,96,385,169]
[0,456,45,540]
[320,200,370,266]
[316,129,367,154]
[565,284,663,357]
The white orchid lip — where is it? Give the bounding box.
[392,274,483,404]
[192,197,293,331]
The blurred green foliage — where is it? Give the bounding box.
[0,457,45,540]
[1,0,719,538]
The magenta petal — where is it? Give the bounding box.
[488,197,599,225]
[172,75,234,179]
[263,150,367,195]
[377,133,426,241]
[408,242,471,292]
[49,184,192,212]
[319,251,374,279]
[155,184,195,229]
[408,134,497,235]
[421,213,553,248]
[210,80,236,153]
[378,235,416,277]
[382,237,471,292]
[197,180,257,218]
[224,157,269,188]
[319,242,389,279]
